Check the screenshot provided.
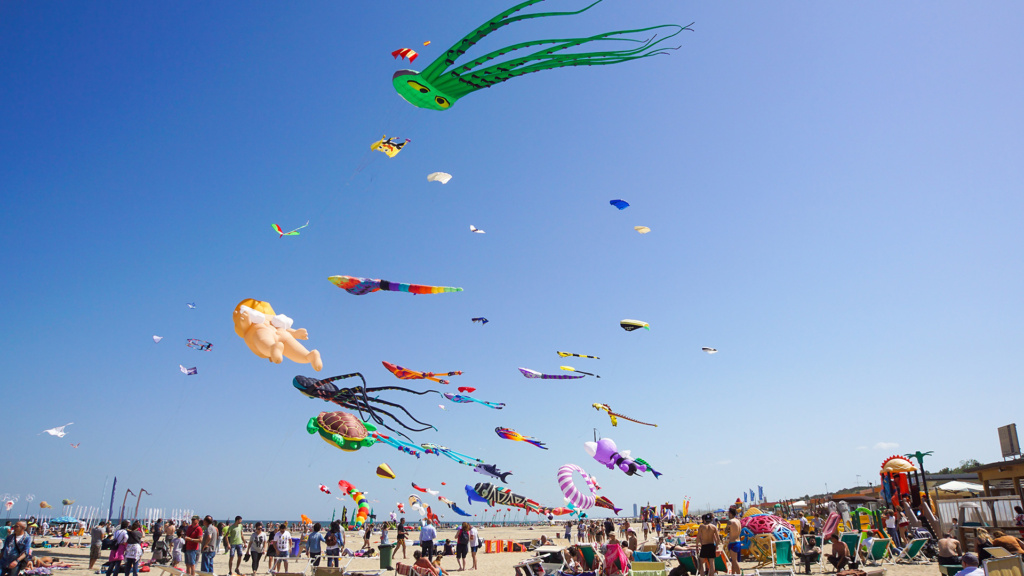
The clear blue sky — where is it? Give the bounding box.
[2,1,1023,520]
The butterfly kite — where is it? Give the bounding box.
[40,423,73,438]
[329,275,462,296]
[383,361,463,385]
[519,367,584,380]
[592,403,657,427]
[495,427,547,449]
[557,351,600,359]
[180,365,198,375]
[186,339,212,351]
[272,221,310,238]
[441,392,505,409]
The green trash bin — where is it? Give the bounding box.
[378,543,395,570]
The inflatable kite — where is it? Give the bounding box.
[634,457,663,479]
[495,427,547,449]
[179,365,198,375]
[471,317,488,325]
[391,0,689,111]
[519,367,585,380]
[376,464,396,480]
[40,423,73,438]
[458,386,476,393]
[609,199,630,210]
[557,464,600,509]
[383,361,463,385]
[272,221,309,237]
[620,319,649,331]
[294,372,438,436]
[306,410,426,457]
[186,339,212,351]
[472,483,544,515]
[427,172,452,184]
[466,484,490,506]
[470,225,485,234]
[319,484,332,495]
[337,480,370,528]
[412,483,439,496]
[584,437,661,477]
[595,496,622,515]
[473,463,512,483]
[442,392,505,409]
[392,48,419,63]
[560,366,599,378]
[634,226,651,234]
[557,352,600,359]
[702,347,718,354]
[329,275,462,296]
[370,135,410,158]
[300,514,313,525]
[61,499,75,506]
[234,299,323,371]
[39,501,52,509]
[592,403,657,427]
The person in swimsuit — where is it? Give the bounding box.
[726,507,742,574]
[697,514,720,576]
[396,519,408,559]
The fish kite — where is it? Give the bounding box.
[634,226,651,234]
[329,275,462,296]
[383,361,463,385]
[620,319,649,331]
[272,221,310,237]
[319,484,332,495]
[186,339,212,351]
[702,347,718,354]
[442,392,505,409]
[69,443,80,448]
[392,48,419,63]
[473,462,512,483]
[376,463,397,480]
[470,225,485,234]
[595,495,622,515]
[457,387,476,393]
[557,351,600,359]
[40,423,73,438]
[427,172,452,184]
[412,483,439,496]
[495,427,547,449]
[472,482,544,516]
[592,403,657,427]
[519,367,585,380]
[370,135,410,158]
[391,0,690,111]
[560,366,599,378]
[61,499,75,506]
[471,317,489,325]
[39,501,52,509]
[180,365,198,375]
[609,199,630,210]
[152,336,163,343]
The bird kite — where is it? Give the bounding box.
[560,366,599,378]
[557,351,600,359]
[383,361,463,385]
[319,484,332,495]
[442,392,505,409]
[471,317,489,325]
[272,221,310,237]
[458,387,476,393]
[186,339,212,351]
[495,427,547,449]
[702,347,718,354]
[634,226,651,234]
[427,172,452,184]
[391,0,690,111]
[69,443,80,448]
[180,365,198,375]
[376,464,396,480]
[329,275,462,296]
[609,199,630,210]
[186,302,196,309]
[152,336,163,343]
[392,48,419,63]
[40,423,73,438]
[370,135,410,158]
[592,403,657,427]
[519,367,585,380]
[620,319,649,331]
[470,225,485,234]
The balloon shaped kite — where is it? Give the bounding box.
[376,464,396,480]
[391,0,690,111]
[337,480,370,528]
[329,276,462,296]
[592,403,656,427]
[584,437,662,478]
[234,299,323,371]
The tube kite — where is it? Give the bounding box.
[557,464,600,509]
[556,352,600,359]
[519,367,585,380]
[592,403,656,427]
[329,276,462,296]
[391,0,690,111]
[412,483,439,496]
[337,480,370,527]
[620,319,650,331]
[442,392,505,409]
[383,361,463,385]
[495,427,547,449]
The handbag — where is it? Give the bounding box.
[243,552,251,562]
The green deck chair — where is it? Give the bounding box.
[674,552,698,575]
[839,533,861,566]
[772,540,794,568]
[895,538,928,564]
[863,538,891,566]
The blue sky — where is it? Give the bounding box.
[2,1,1023,520]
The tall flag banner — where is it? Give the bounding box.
[107,477,117,521]
[758,485,764,502]
[743,492,747,503]
[750,489,755,503]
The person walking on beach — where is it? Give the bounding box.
[89,521,106,571]
[454,523,471,571]
[727,507,742,575]
[419,521,436,559]
[362,522,373,551]
[227,516,246,575]
[244,523,266,575]
[306,523,324,567]
[124,522,145,576]
[396,519,408,560]
[469,524,480,571]
[697,514,720,576]
[1,521,32,576]
[275,523,293,573]
[183,517,203,576]
[106,521,129,576]
[200,517,218,575]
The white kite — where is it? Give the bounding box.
[427,172,452,184]
[469,225,485,234]
[153,335,163,343]
[180,365,198,375]
[702,347,718,354]
[40,423,73,438]
[186,302,196,309]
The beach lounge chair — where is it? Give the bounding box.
[894,538,928,564]
[674,551,698,575]
[632,552,656,563]
[714,552,730,573]
[632,561,667,576]
[862,538,891,566]
[983,555,1024,576]
[577,544,599,572]
[838,533,861,566]
[938,565,962,576]
[772,540,794,569]
[985,547,1012,559]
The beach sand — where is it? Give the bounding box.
[32,526,942,576]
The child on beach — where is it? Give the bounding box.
[171,529,185,569]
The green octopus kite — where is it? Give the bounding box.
[392,0,691,111]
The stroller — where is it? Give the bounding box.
[150,535,171,565]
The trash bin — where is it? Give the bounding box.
[378,543,395,570]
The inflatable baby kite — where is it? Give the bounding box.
[233,299,323,371]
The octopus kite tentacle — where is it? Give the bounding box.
[393,0,692,111]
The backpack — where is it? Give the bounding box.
[325,532,338,547]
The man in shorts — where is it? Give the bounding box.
[727,507,742,574]
[226,516,246,575]
[89,521,106,570]
[275,523,293,573]
[183,516,203,576]
[697,514,720,576]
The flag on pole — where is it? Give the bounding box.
[743,492,747,503]
[750,489,755,503]
[758,486,764,502]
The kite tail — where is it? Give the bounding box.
[526,439,548,450]
[612,411,658,427]
[498,471,513,484]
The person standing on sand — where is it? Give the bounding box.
[697,514,720,576]
[454,523,471,571]
[469,524,480,570]
[200,517,218,575]
[244,523,266,575]
[227,516,247,576]
[89,521,106,570]
[419,520,436,559]
[275,524,293,574]
[183,517,203,576]
[306,523,324,567]
[105,521,129,576]
[395,519,407,560]
[726,508,742,575]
